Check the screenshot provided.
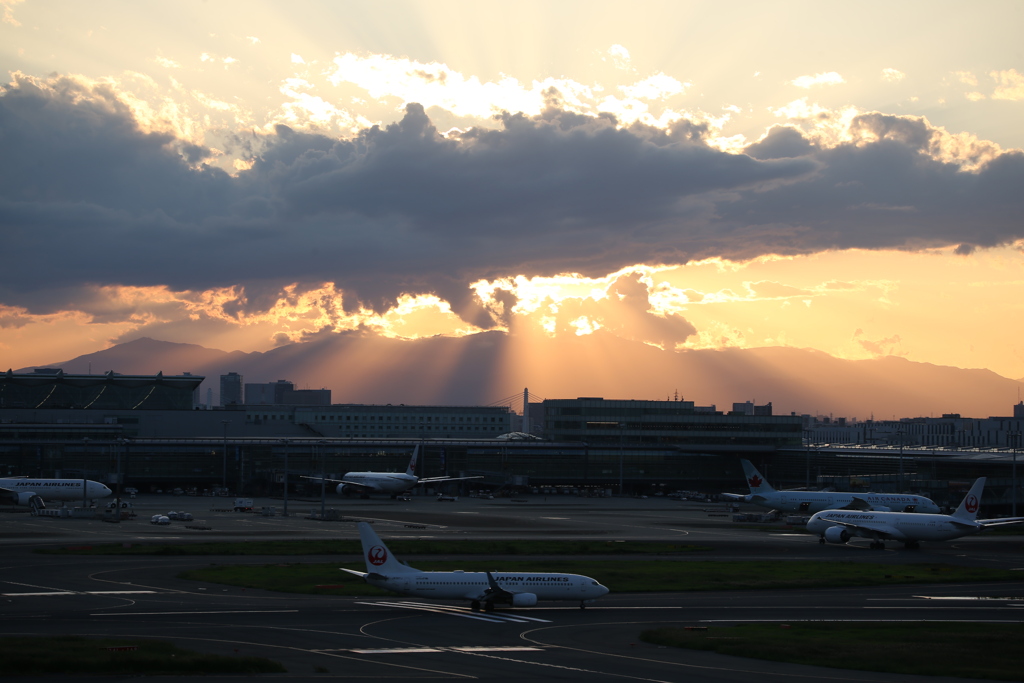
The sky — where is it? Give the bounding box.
[2,0,1024,396]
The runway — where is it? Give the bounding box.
[2,494,1023,681]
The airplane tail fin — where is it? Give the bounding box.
[952,477,985,521]
[405,445,420,477]
[740,459,775,494]
[356,521,419,575]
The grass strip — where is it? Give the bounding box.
[38,538,708,556]
[179,560,1022,595]
[641,622,1024,681]
[0,635,285,675]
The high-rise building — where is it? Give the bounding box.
[220,372,243,406]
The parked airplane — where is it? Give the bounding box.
[0,477,111,509]
[721,459,940,514]
[807,477,1024,549]
[307,446,480,498]
[342,521,609,611]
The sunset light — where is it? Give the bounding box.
[2,0,1023,416]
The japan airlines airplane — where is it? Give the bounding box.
[342,522,609,612]
[310,446,480,498]
[721,459,940,514]
[807,477,1024,549]
[0,477,111,509]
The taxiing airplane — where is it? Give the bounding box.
[308,446,480,498]
[807,477,1024,549]
[721,459,940,514]
[342,521,609,612]
[0,477,112,509]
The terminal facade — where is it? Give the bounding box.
[1,370,1021,509]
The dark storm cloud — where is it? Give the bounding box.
[2,73,1023,318]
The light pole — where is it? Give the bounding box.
[803,429,811,490]
[618,423,626,496]
[1011,431,1019,517]
[221,420,230,491]
[280,439,289,517]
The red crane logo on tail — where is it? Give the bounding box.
[368,545,388,566]
[748,475,763,488]
[965,495,979,514]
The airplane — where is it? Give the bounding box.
[307,445,481,499]
[0,477,112,510]
[721,459,941,514]
[342,521,609,612]
[807,477,1024,549]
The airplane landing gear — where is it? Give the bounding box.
[579,601,586,610]
[471,600,480,612]
[818,536,826,545]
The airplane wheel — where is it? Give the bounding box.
[471,600,480,612]
[579,601,586,610]
[818,537,825,545]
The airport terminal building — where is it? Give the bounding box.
[1,371,1020,508]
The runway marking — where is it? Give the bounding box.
[357,600,552,623]
[344,646,544,654]
[2,590,157,597]
[913,595,1024,601]
[91,609,299,616]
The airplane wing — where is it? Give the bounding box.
[301,475,376,492]
[978,517,1024,528]
[418,475,484,484]
[819,516,907,541]
[340,568,368,579]
[719,493,747,501]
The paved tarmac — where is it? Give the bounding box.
[2,493,1023,681]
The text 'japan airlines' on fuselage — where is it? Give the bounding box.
[341,522,609,612]
[720,459,940,514]
[0,478,112,509]
[806,477,1024,549]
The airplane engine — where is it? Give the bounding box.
[14,492,45,509]
[511,593,538,607]
[824,526,850,544]
[337,484,350,496]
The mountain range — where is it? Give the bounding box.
[15,335,1024,420]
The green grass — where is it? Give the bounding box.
[641,622,1024,681]
[38,538,709,556]
[180,560,1023,595]
[0,635,285,675]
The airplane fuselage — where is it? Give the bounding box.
[0,478,112,504]
[807,509,979,543]
[366,570,607,603]
[743,491,939,514]
[338,472,418,495]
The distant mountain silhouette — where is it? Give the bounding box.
[17,335,1023,419]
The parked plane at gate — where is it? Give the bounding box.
[342,522,609,611]
[807,477,1024,549]
[721,459,940,514]
[307,446,480,498]
[0,477,111,509]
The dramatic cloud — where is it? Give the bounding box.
[2,70,1023,332]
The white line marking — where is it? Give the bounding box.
[91,610,299,616]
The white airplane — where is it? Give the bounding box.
[807,477,1024,549]
[342,521,609,612]
[0,477,111,509]
[721,459,940,514]
[309,446,480,499]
